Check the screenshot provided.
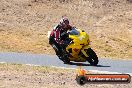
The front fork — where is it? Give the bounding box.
[81,45,91,57]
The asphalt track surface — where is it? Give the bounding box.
[0,52,132,75]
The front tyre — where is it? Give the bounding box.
[86,48,99,66]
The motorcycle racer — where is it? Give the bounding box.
[49,16,73,63]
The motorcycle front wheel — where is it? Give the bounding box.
[86,48,99,66]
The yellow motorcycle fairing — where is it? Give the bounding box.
[66,29,90,62]
[81,45,90,57]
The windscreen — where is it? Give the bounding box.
[68,28,80,35]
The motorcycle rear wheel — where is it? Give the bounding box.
[58,54,70,64]
[63,55,70,64]
[86,48,99,66]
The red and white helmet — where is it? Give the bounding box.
[60,16,69,28]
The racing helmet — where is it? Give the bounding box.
[60,16,69,28]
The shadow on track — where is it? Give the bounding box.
[67,62,111,67]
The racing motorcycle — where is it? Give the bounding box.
[57,27,99,66]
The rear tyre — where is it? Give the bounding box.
[86,48,99,66]
[58,56,64,61]
[63,55,70,64]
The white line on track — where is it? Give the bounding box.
[1,62,132,76]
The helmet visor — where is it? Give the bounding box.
[63,19,69,25]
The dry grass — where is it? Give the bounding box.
[0,0,132,59]
[0,63,132,88]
